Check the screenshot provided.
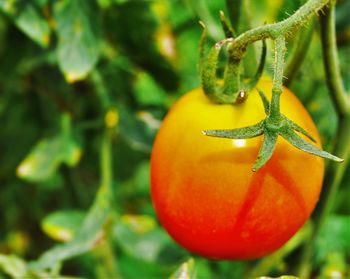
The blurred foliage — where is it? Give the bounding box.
[0,0,349,278]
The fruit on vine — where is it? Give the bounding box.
[150,79,324,259]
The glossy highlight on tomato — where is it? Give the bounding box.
[150,80,324,260]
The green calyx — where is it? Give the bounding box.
[203,91,344,172]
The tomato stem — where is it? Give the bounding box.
[202,0,329,104]
[227,0,329,62]
[269,36,285,121]
[226,0,328,93]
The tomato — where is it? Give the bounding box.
[150,79,324,260]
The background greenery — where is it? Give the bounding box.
[0,0,349,278]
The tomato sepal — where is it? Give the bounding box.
[280,128,343,163]
[204,89,344,171]
[203,120,264,139]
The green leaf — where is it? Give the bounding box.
[280,128,344,162]
[41,210,86,242]
[16,133,82,183]
[30,184,112,270]
[203,120,264,139]
[170,258,196,279]
[113,214,171,263]
[53,0,101,82]
[118,105,155,153]
[107,0,179,91]
[15,3,50,47]
[0,0,50,47]
[0,254,28,278]
[118,254,173,279]
[315,215,350,264]
[133,71,167,106]
[252,129,278,171]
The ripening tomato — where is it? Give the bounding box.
[150,79,324,260]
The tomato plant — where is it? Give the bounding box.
[151,79,324,259]
[0,0,349,277]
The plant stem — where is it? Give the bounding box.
[269,36,286,121]
[297,3,350,277]
[91,70,111,111]
[226,0,328,93]
[319,2,350,116]
[90,68,120,278]
[284,20,315,86]
[229,0,328,59]
[314,120,350,221]
[100,130,112,190]
[94,233,121,278]
[272,37,285,92]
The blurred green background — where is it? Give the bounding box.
[0,0,349,278]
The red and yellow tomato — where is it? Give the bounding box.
[150,80,324,259]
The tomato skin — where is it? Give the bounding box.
[150,80,324,260]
